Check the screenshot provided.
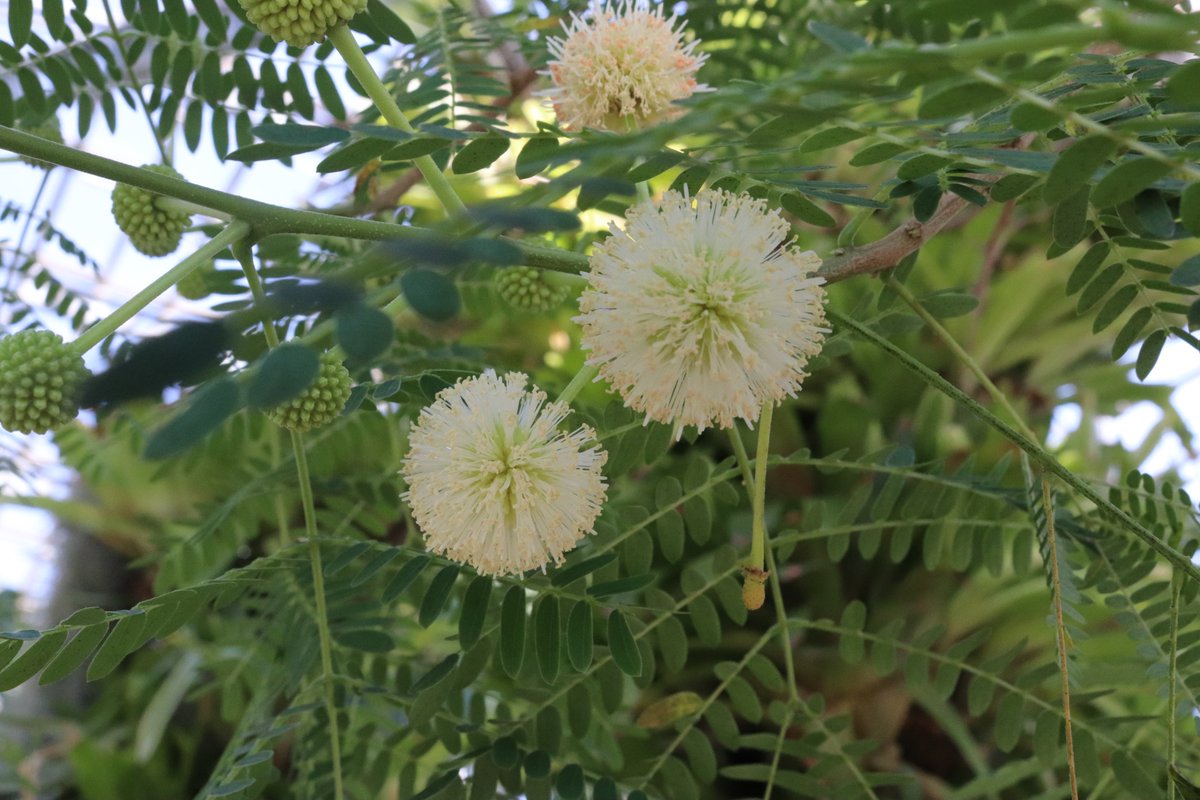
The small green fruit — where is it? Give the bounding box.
[18,118,64,170]
[0,330,89,434]
[176,264,214,300]
[111,164,192,257]
[266,351,353,432]
[495,267,568,312]
[237,0,367,48]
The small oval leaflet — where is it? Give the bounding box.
[247,343,319,410]
[607,610,642,677]
[401,269,461,322]
[336,303,395,362]
[144,379,243,460]
[635,691,704,728]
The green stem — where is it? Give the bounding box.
[1168,570,1183,800]
[0,126,588,274]
[157,196,232,221]
[328,26,466,218]
[887,275,1038,442]
[556,363,598,407]
[829,309,1200,584]
[293,428,345,800]
[1041,476,1079,800]
[68,220,251,355]
[233,238,343,799]
[635,180,651,204]
[749,402,773,572]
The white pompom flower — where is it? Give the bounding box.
[401,370,608,577]
[575,188,828,439]
[544,0,708,131]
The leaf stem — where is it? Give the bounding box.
[328,25,466,218]
[1041,476,1079,800]
[233,238,343,800]
[1168,569,1183,800]
[750,402,773,572]
[829,309,1200,584]
[68,220,251,355]
[0,126,587,273]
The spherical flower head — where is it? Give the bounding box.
[0,330,89,434]
[176,263,214,300]
[111,164,192,257]
[18,118,63,169]
[544,0,708,132]
[237,0,367,48]
[576,188,828,439]
[495,267,568,313]
[401,370,608,577]
[267,351,353,432]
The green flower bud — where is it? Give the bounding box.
[495,267,568,313]
[111,164,192,257]
[0,330,89,434]
[237,0,367,48]
[266,351,353,432]
[176,264,214,300]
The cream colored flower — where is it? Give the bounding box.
[401,370,608,576]
[545,0,707,131]
[576,189,828,438]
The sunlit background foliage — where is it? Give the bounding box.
[2,0,1200,798]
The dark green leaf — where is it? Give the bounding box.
[366,0,415,43]
[586,573,656,598]
[515,135,560,179]
[807,19,868,52]
[500,586,526,677]
[1172,255,1200,288]
[781,193,836,227]
[336,303,394,362]
[555,765,585,799]
[1051,186,1090,249]
[566,601,593,672]
[316,137,395,173]
[1136,329,1166,380]
[799,126,863,153]
[1169,766,1200,800]
[1167,60,1200,108]
[1066,242,1109,296]
[383,555,430,602]
[335,629,394,652]
[1112,306,1152,360]
[451,135,509,174]
[919,82,1006,118]
[534,595,560,684]
[1010,102,1059,131]
[324,542,370,576]
[411,653,459,693]
[607,610,642,677]
[9,0,32,49]
[848,142,905,166]
[1092,284,1138,334]
[1111,751,1161,798]
[418,565,459,627]
[991,174,1039,203]
[1092,158,1173,208]
[385,138,450,160]
[459,576,492,650]
[1182,183,1200,235]
[253,122,348,148]
[209,780,256,798]
[920,292,979,318]
[87,612,147,681]
[0,630,68,690]
[550,553,616,587]
[468,206,580,233]
[144,379,243,460]
[626,151,684,182]
[401,269,460,322]
[897,154,953,180]
[1043,136,1116,204]
[248,343,319,409]
[1076,263,1123,314]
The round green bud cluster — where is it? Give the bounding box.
[176,264,214,300]
[495,267,568,312]
[111,164,192,257]
[19,118,64,170]
[237,0,367,48]
[0,330,89,434]
[267,351,353,432]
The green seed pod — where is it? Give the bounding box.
[266,351,353,432]
[18,118,64,170]
[176,264,214,300]
[495,267,568,312]
[237,0,367,48]
[111,164,192,257]
[0,330,90,434]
